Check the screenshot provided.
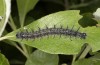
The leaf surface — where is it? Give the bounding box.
[25,50,58,65]
[5,10,100,54]
[0,53,9,65]
[73,53,100,65]
[0,0,11,36]
[17,0,39,27]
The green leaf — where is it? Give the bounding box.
[4,10,100,55]
[93,61,100,65]
[73,59,93,65]
[0,0,11,36]
[17,0,39,27]
[25,50,59,65]
[73,53,100,65]
[0,53,9,65]
[90,53,100,60]
[79,13,97,28]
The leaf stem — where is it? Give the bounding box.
[8,15,17,30]
[15,44,28,58]
[0,35,28,57]
[78,44,91,59]
[76,44,91,60]
[71,44,91,65]
[8,15,30,58]
[0,36,14,41]
[20,44,30,58]
[64,0,69,10]
[6,40,28,58]
[69,0,95,9]
[72,55,77,65]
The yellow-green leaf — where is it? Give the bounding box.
[5,10,100,55]
[0,53,9,65]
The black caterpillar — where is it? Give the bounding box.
[16,25,87,40]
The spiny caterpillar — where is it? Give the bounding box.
[16,25,87,40]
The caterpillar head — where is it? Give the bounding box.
[81,33,87,39]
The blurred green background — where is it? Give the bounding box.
[0,0,100,65]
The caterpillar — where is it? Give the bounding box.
[16,25,87,40]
